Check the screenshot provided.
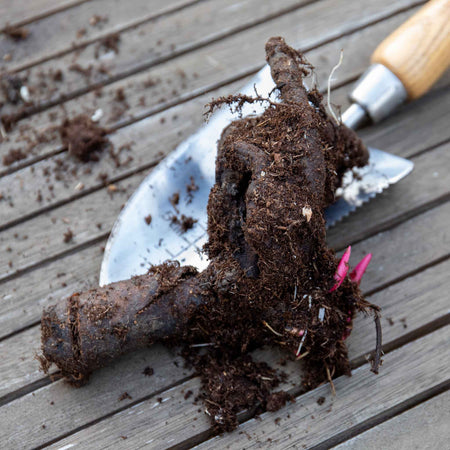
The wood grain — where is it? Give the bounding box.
[0,0,198,72]
[334,390,450,450]
[0,0,88,30]
[0,1,448,447]
[2,248,449,413]
[1,148,449,340]
[45,326,450,449]
[0,0,422,140]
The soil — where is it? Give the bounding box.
[4,25,29,41]
[142,366,154,376]
[95,33,120,58]
[59,114,110,162]
[41,37,380,433]
[2,148,27,166]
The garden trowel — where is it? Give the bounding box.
[100,0,450,285]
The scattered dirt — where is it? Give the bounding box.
[118,392,132,401]
[2,148,27,166]
[3,25,29,41]
[169,192,180,212]
[95,33,120,58]
[144,214,152,225]
[1,75,23,105]
[63,229,74,243]
[89,15,108,27]
[59,114,110,162]
[142,366,154,376]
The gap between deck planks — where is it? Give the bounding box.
[0,0,201,72]
[0,0,317,120]
[1,201,449,448]
[0,0,89,31]
[333,390,450,450]
[0,0,424,171]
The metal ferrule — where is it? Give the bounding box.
[348,63,408,124]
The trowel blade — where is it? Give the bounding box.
[100,66,413,285]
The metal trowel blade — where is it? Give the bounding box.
[99,66,413,285]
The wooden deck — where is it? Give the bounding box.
[1,0,449,448]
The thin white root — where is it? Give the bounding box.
[327,50,344,125]
[0,123,7,140]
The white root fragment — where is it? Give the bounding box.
[318,307,325,323]
[20,85,31,103]
[295,330,308,356]
[327,50,344,125]
[91,108,103,122]
[302,206,312,222]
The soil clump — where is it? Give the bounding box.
[40,37,380,432]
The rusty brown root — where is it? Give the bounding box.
[41,37,380,430]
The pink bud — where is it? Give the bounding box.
[329,246,351,292]
[350,253,372,285]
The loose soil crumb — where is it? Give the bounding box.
[171,214,197,233]
[144,214,152,225]
[118,392,132,401]
[142,366,154,376]
[2,148,27,166]
[4,25,29,41]
[95,33,120,58]
[63,229,74,243]
[59,115,110,162]
[169,192,180,210]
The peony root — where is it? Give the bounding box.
[40,37,381,430]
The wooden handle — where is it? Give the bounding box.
[372,0,450,100]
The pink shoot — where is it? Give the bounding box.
[350,253,372,285]
[329,246,351,292]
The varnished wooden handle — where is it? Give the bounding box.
[372,0,450,99]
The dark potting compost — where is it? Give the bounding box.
[40,37,381,432]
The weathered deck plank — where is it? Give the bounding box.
[1,55,448,231]
[0,139,446,340]
[333,390,450,450]
[195,327,450,450]
[45,326,450,449]
[1,203,448,447]
[0,0,198,72]
[0,0,421,116]
[0,0,423,172]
